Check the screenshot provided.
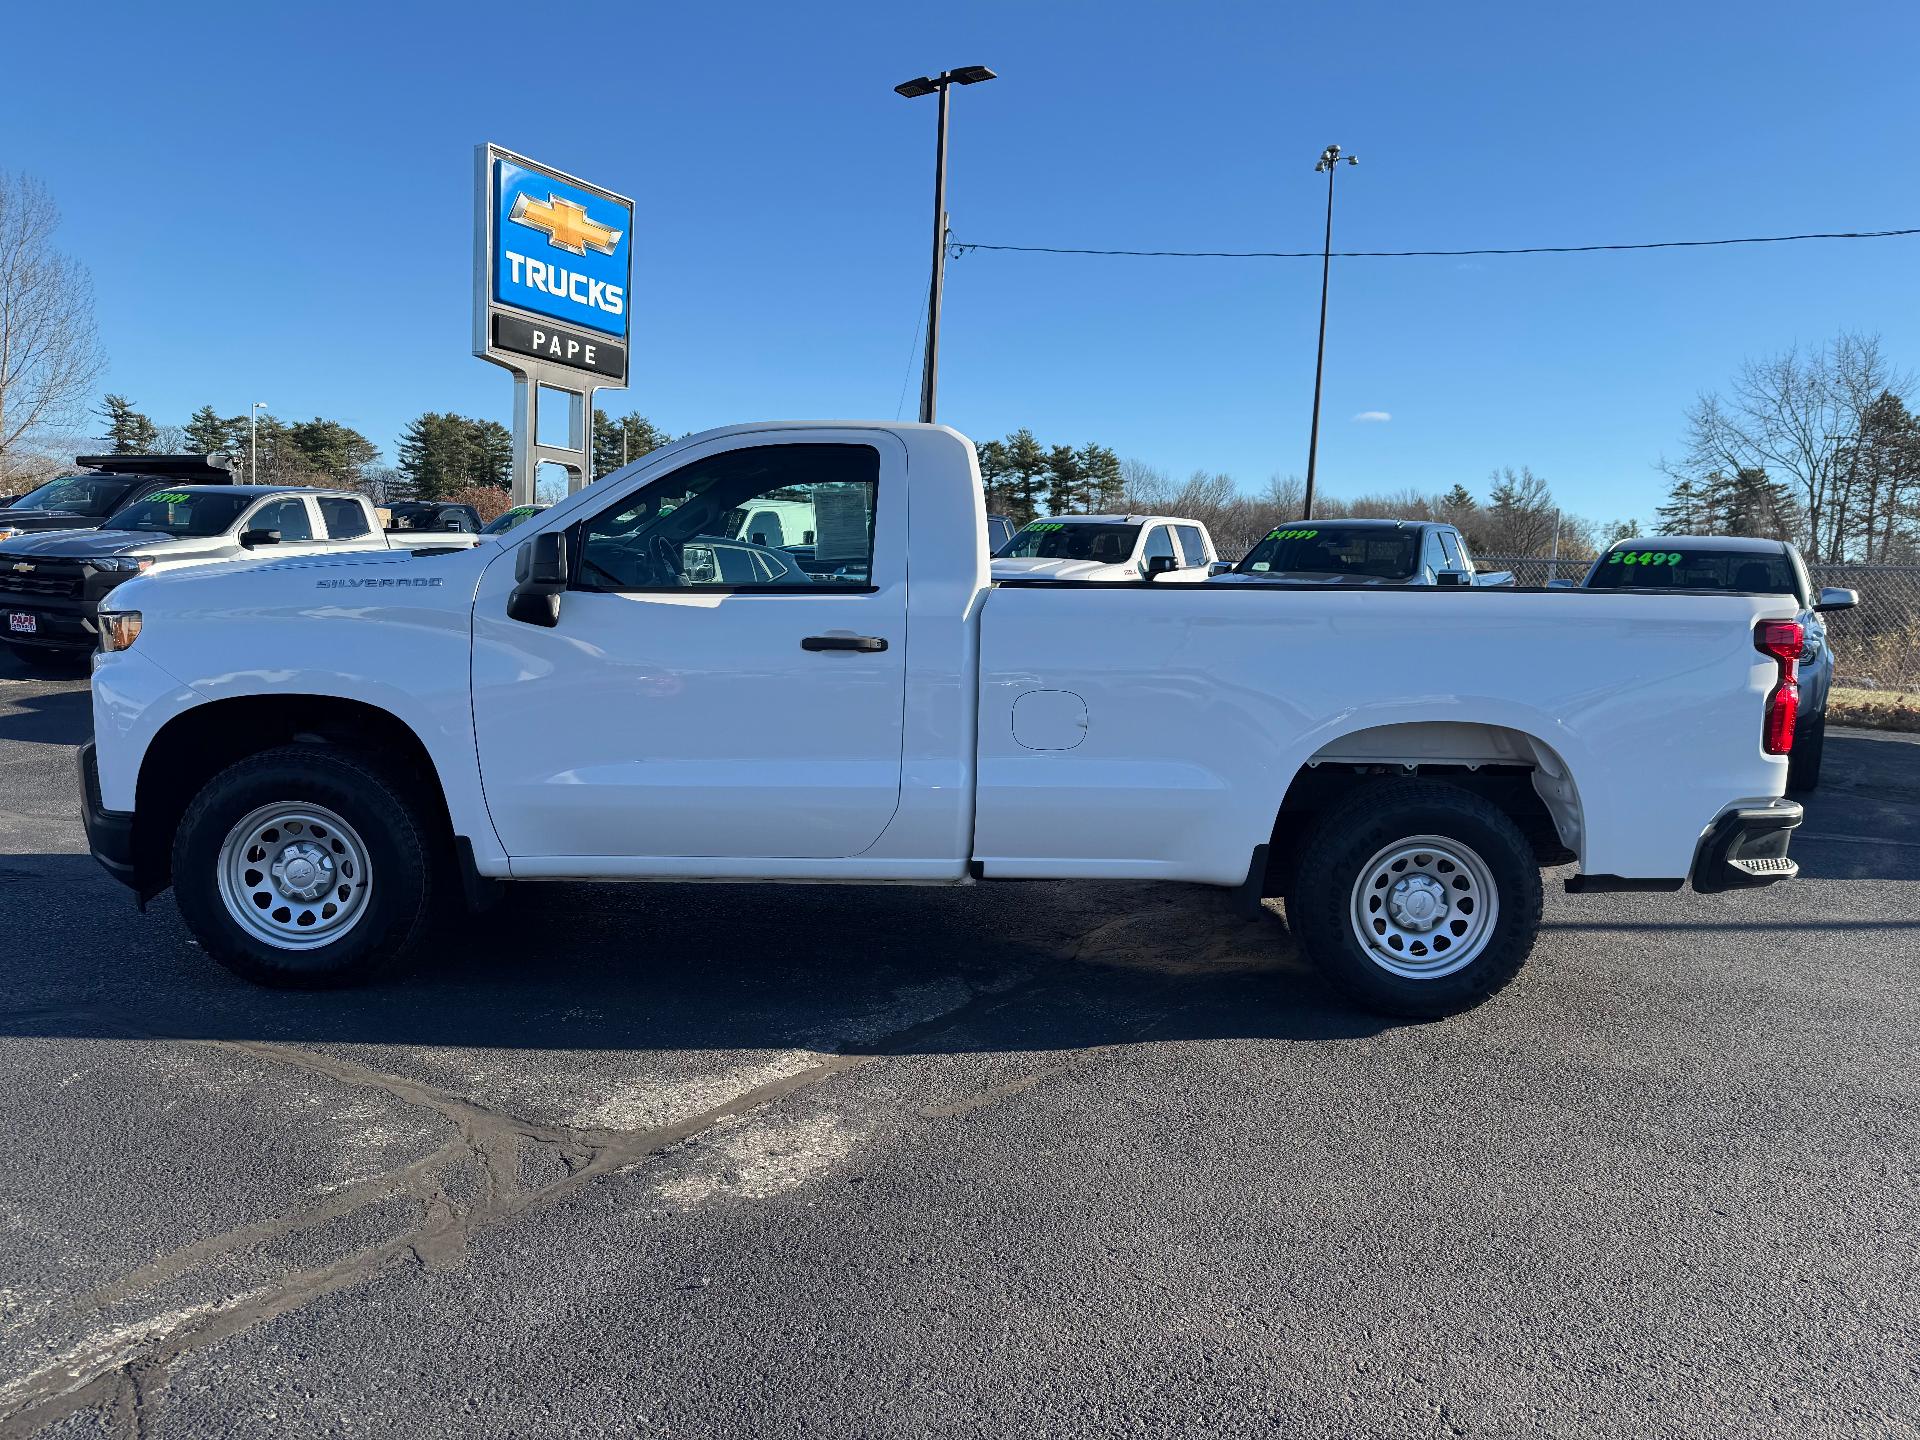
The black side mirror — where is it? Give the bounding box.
[1207,561,1233,576]
[1434,570,1467,587]
[239,529,281,548]
[507,530,568,627]
[1815,586,1858,613]
[1145,554,1179,580]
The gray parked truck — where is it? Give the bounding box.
[1577,535,1857,792]
[1225,518,1513,587]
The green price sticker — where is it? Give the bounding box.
[1265,527,1319,541]
[147,491,191,504]
[1609,550,1681,566]
[1025,522,1065,532]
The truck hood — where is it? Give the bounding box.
[0,527,234,560]
[992,556,1136,582]
[0,508,113,535]
[1215,570,1402,586]
[120,539,489,612]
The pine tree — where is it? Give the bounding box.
[1655,477,1706,535]
[96,395,158,454]
[1078,444,1122,511]
[1044,445,1085,515]
[1004,429,1048,523]
[397,413,511,498]
[184,404,228,456]
[975,439,1012,515]
[592,410,672,479]
[285,418,378,486]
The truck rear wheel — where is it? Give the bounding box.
[171,745,435,988]
[1287,779,1541,1017]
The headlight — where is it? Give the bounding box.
[91,556,152,574]
[98,610,142,653]
[0,528,20,542]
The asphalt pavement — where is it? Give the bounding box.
[3,650,1917,1438]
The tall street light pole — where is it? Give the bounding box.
[249,401,269,482]
[1302,143,1358,520]
[895,65,996,425]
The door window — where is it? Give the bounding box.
[1141,526,1176,569]
[249,498,312,541]
[1174,526,1207,567]
[1438,530,1464,570]
[576,444,879,592]
[316,496,371,539]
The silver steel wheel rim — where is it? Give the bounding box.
[216,802,373,951]
[1349,833,1499,980]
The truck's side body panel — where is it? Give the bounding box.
[974,585,1794,884]
[467,423,987,878]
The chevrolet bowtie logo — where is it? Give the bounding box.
[508,193,622,257]
[11,562,31,573]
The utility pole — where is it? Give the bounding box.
[895,65,997,424]
[1303,143,1358,520]
[249,401,269,483]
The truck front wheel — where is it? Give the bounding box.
[1287,779,1542,1017]
[172,745,435,987]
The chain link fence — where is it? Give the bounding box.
[1478,555,1920,689]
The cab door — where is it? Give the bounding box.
[470,431,908,861]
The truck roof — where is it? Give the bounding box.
[1610,535,1792,553]
[1035,514,1204,526]
[75,453,236,481]
[133,485,364,500]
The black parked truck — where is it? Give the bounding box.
[0,454,237,669]
[0,454,237,543]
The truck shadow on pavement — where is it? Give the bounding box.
[0,682,90,744]
[2,853,1395,1057]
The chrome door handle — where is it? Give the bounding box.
[801,635,887,653]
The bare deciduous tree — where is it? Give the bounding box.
[1669,332,1912,561]
[0,173,105,482]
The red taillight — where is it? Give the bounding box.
[1763,679,1799,754]
[1755,620,1804,663]
[1755,619,1803,755]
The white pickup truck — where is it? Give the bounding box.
[80,423,1807,1017]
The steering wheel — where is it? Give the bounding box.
[648,532,689,586]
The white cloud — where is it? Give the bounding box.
[1352,410,1392,423]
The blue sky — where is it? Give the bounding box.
[5,0,1916,525]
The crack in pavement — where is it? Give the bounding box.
[0,975,1048,1437]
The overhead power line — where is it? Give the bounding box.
[948,226,1920,261]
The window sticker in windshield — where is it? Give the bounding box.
[1265,528,1319,541]
[1607,550,1681,566]
[1024,522,1065,533]
[146,492,192,505]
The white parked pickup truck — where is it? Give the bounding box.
[81,423,1807,1016]
[993,513,1224,582]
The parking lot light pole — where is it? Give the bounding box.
[895,64,996,425]
[249,402,269,482]
[1303,143,1358,521]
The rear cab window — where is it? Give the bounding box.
[316,496,372,540]
[1586,546,1801,599]
[1174,526,1208,567]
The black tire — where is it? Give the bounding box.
[1787,714,1825,793]
[1287,779,1542,1018]
[171,745,435,988]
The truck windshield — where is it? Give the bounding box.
[10,474,135,517]
[482,505,544,535]
[1237,526,1419,580]
[102,491,253,537]
[997,522,1137,563]
[1585,547,1802,601]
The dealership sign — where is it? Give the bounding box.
[474,145,633,385]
